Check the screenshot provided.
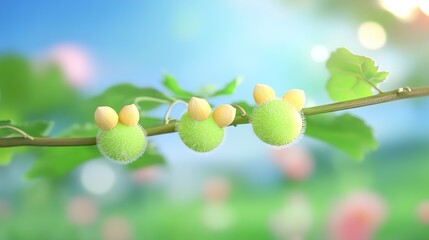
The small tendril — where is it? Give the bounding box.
[232,104,250,121]
[164,100,188,124]
[0,126,34,140]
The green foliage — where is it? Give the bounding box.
[163,73,242,100]
[0,55,76,119]
[88,84,170,115]
[327,48,388,101]
[0,48,402,178]
[26,124,100,179]
[0,121,52,165]
[0,120,12,126]
[212,77,242,96]
[162,74,194,99]
[305,113,378,160]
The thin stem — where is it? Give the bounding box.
[134,96,170,106]
[164,100,188,124]
[1,86,428,147]
[0,126,34,140]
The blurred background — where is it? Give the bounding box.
[0,0,429,239]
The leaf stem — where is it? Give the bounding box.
[1,86,428,147]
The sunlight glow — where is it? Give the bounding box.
[310,45,329,63]
[358,22,387,50]
[80,161,116,195]
[378,0,419,21]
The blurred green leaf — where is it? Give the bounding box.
[0,149,13,165]
[26,124,100,179]
[212,77,242,96]
[231,101,254,115]
[162,74,194,99]
[0,55,77,119]
[0,121,52,138]
[0,121,52,165]
[127,143,165,170]
[78,84,170,123]
[327,48,388,101]
[305,113,378,160]
[0,120,11,126]
[140,117,163,128]
[195,84,217,98]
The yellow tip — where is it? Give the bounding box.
[119,104,140,126]
[94,106,119,130]
[283,89,305,110]
[188,97,211,121]
[253,84,276,105]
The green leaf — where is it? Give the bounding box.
[0,121,52,165]
[127,143,165,170]
[26,124,100,179]
[0,120,11,126]
[0,121,52,138]
[305,113,378,160]
[162,74,194,99]
[326,48,389,101]
[212,77,242,97]
[140,117,163,128]
[91,84,169,111]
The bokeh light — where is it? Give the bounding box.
[0,199,11,221]
[310,45,329,63]
[357,22,387,50]
[328,192,386,240]
[201,203,233,231]
[100,216,133,240]
[47,44,94,88]
[131,166,164,184]
[271,147,314,181]
[80,161,116,195]
[66,196,98,226]
[417,200,429,224]
[269,193,313,240]
[203,177,231,203]
[378,0,419,21]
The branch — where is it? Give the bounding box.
[1,86,428,147]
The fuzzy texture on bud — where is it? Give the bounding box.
[283,89,306,110]
[177,113,224,152]
[119,104,140,126]
[97,123,147,164]
[253,84,276,105]
[213,104,236,128]
[188,97,211,121]
[252,100,305,146]
[94,106,118,131]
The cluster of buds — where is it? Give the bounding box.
[187,97,236,127]
[94,104,140,130]
[253,84,306,110]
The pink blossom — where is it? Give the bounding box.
[48,43,94,88]
[328,192,386,240]
[131,166,164,184]
[66,196,98,226]
[271,147,314,181]
[417,200,429,224]
[203,177,230,203]
[101,216,133,240]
